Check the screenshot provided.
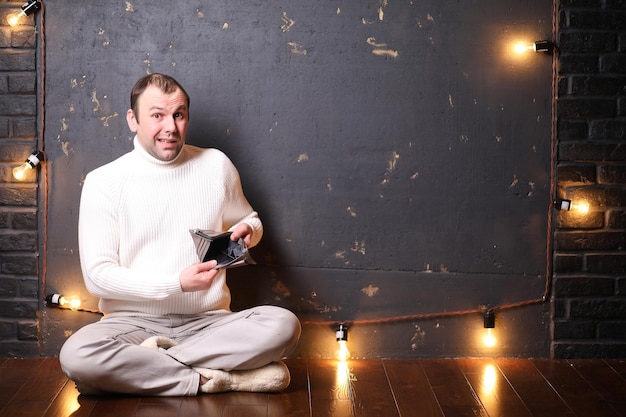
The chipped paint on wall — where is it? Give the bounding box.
[57,118,71,156]
[379,0,389,19]
[361,284,379,297]
[351,240,366,255]
[296,153,309,163]
[70,76,87,89]
[56,134,70,156]
[367,37,398,58]
[99,112,119,127]
[281,12,295,32]
[288,41,307,55]
[346,206,357,217]
[125,1,134,12]
[272,279,291,299]
[91,91,101,112]
[143,54,153,73]
[381,151,400,185]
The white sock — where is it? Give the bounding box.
[196,361,291,393]
[139,335,177,351]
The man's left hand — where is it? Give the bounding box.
[231,223,253,247]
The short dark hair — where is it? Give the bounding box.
[129,73,190,118]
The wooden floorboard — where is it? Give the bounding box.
[0,357,625,417]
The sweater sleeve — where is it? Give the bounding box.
[222,157,263,248]
[78,171,183,302]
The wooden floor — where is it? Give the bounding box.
[1,357,626,417]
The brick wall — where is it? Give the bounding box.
[553,0,626,358]
[0,1,40,356]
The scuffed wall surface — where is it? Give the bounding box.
[41,0,553,357]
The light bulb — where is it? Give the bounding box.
[483,328,497,347]
[12,162,32,180]
[12,151,43,181]
[553,199,590,215]
[46,293,81,310]
[513,41,534,55]
[8,11,25,26]
[66,297,82,310]
[572,201,589,214]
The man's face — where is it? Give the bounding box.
[126,85,189,162]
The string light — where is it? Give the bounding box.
[553,199,590,215]
[7,0,41,26]
[482,309,497,348]
[512,40,553,55]
[12,151,44,181]
[45,293,81,310]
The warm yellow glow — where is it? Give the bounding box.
[58,393,81,416]
[512,41,534,55]
[483,328,497,348]
[572,201,590,215]
[68,298,82,310]
[12,163,32,180]
[482,364,497,393]
[8,11,25,27]
[337,340,350,361]
[59,296,81,310]
[336,359,350,386]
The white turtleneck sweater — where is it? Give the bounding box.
[78,137,262,316]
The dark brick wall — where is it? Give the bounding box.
[0,1,40,356]
[553,0,626,358]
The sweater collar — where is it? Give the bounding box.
[133,136,186,167]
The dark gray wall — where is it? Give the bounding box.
[41,0,553,357]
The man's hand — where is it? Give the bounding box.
[180,260,219,292]
[230,223,253,246]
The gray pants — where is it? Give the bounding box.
[59,306,301,396]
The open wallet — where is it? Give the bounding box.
[189,229,256,269]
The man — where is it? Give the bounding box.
[59,73,301,396]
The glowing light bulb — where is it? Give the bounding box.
[45,293,81,310]
[513,41,534,55]
[12,151,43,181]
[66,297,82,310]
[12,162,32,180]
[553,199,590,215]
[483,328,497,348]
[8,11,25,26]
[572,201,589,215]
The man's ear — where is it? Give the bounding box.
[126,109,138,132]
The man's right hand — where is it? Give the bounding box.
[180,260,219,292]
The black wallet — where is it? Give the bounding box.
[189,229,256,269]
